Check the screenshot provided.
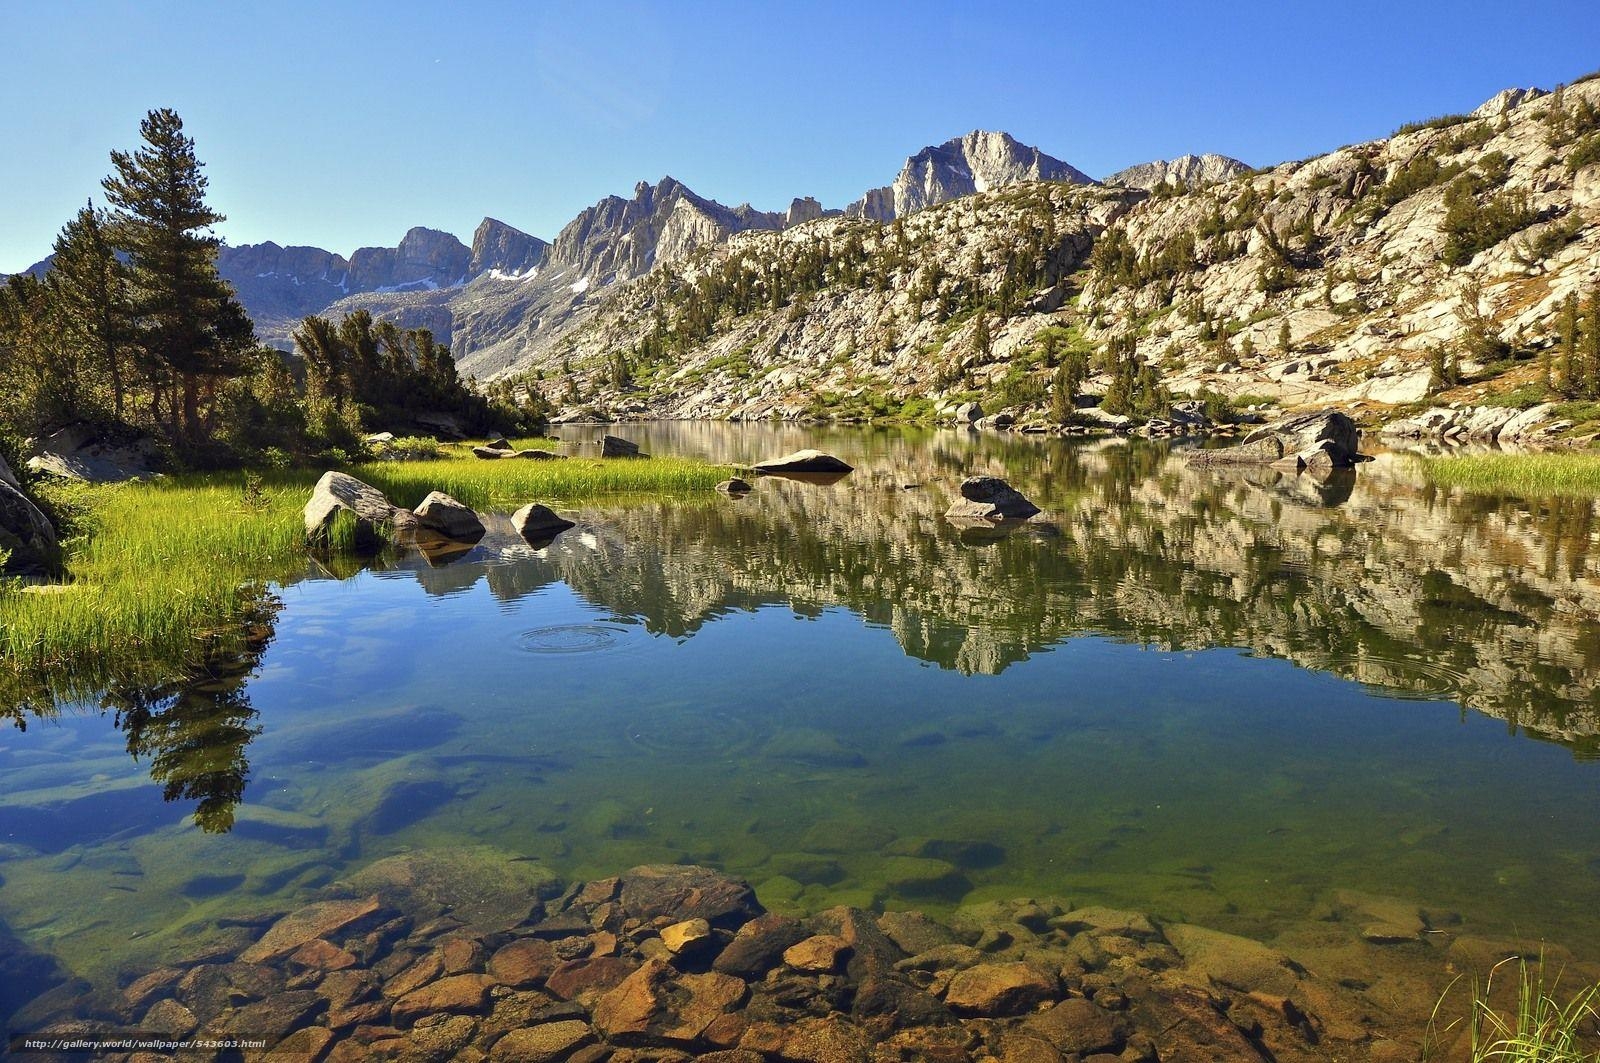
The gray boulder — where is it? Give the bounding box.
[25,424,158,483]
[716,477,753,494]
[0,480,58,575]
[485,436,512,450]
[303,471,411,548]
[752,449,854,474]
[599,435,643,458]
[511,504,575,541]
[945,476,1041,523]
[953,401,984,425]
[1197,409,1367,468]
[0,451,19,491]
[472,445,513,459]
[413,492,485,541]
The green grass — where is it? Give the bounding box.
[0,454,728,709]
[1422,452,1600,498]
[1428,956,1600,1062]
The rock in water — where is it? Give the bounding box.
[413,491,486,541]
[1195,409,1368,468]
[512,503,576,541]
[0,480,58,575]
[716,478,753,494]
[600,435,643,458]
[751,450,854,474]
[303,471,410,547]
[944,476,1040,522]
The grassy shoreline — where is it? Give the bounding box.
[0,456,728,708]
[1421,450,1600,498]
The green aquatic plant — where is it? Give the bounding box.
[1422,452,1600,498]
[354,455,729,512]
[1427,955,1600,1062]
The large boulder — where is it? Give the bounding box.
[600,435,643,458]
[413,491,485,541]
[944,476,1041,523]
[512,503,576,541]
[25,423,158,483]
[0,480,58,575]
[303,471,411,548]
[613,864,762,931]
[1197,409,1367,468]
[751,450,854,475]
[0,451,19,491]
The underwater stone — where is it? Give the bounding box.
[942,961,1059,1016]
[240,896,382,963]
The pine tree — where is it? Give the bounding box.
[1558,293,1580,396]
[48,202,133,421]
[102,109,254,444]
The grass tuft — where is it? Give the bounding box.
[1422,452,1600,498]
[1428,955,1600,1062]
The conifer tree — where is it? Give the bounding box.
[47,202,133,421]
[102,108,254,444]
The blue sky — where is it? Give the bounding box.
[3,0,1597,272]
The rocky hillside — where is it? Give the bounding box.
[485,76,1600,428]
[1106,153,1252,191]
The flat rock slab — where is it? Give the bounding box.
[615,864,763,930]
[240,896,382,963]
[751,450,854,475]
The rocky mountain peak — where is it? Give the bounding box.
[1105,152,1252,190]
[845,129,1092,222]
[470,217,549,278]
[548,176,783,285]
[1472,86,1547,118]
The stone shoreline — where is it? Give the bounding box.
[5,858,1574,1062]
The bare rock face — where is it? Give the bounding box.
[303,471,411,547]
[1106,152,1251,190]
[413,491,486,541]
[470,217,549,278]
[348,226,472,293]
[847,130,1093,221]
[944,476,1041,523]
[785,196,826,227]
[0,450,18,491]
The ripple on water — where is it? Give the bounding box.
[1297,651,1474,703]
[515,623,634,655]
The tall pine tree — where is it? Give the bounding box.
[47,202,133,421]
[102,108,254,445]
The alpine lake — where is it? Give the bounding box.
[3,421,1600,1055]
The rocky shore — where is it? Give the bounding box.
[10,858,1566,1063]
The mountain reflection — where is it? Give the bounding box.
[366,427,1600,755]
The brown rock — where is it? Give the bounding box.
[226,990,323,1044]
[142,999,198,1039]
[390,973,495,1026]
[615,865,762,931]
[701,1011,749,1048]
[490,1020,597,1063]
[1025,998,1125,1056]
[241,897,382,963]
[942,962,1059,1016]
[178,962,285,1020]
[751,450,853,475]
[490,938,561,987]
[774,1017,870,1063]
[1131,985,1265,1062]
[713,913,809,978]
[545,956,640,1003]
[384,952,446,999]
[592,960,747,1046]
[877,911,963,956]
[402,1012,479,1060]
[289,938,360,972]
[441,937,485,974]
[784,935,850,973]
[696,1053,764,1063]
[264,1026,335,1061]
[998,1030,1066,1063]
[122,967,185,1011]
[659,918,713,957]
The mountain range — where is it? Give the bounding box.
[23,132,1247,358]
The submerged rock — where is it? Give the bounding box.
[413,491,486,541]
[751,449,854,474]
[944,476,1041,522]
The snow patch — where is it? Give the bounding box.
[570,277,590,294]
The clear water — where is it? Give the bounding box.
[3,423,1599,1002]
